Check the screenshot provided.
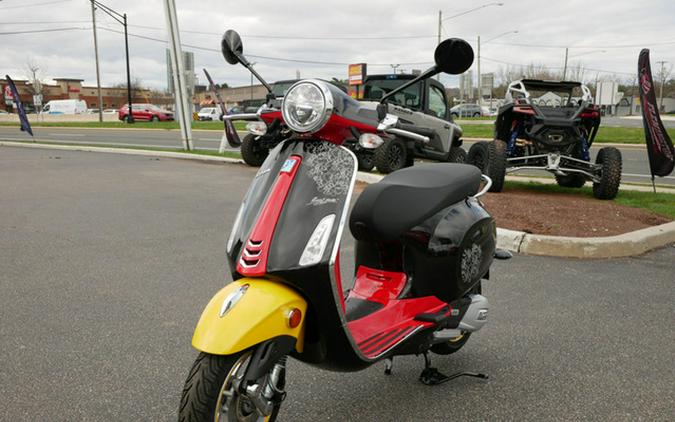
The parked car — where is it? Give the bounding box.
[102,109,118,114]
[0,109,9,115]
[86,108,100,114]
[118,103,174,122]
[359,73,467,173]
[197,107,222,121]
[42,99,87,114]
[450,103,484,118]
[468,79,621,199]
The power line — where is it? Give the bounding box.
[98,26,434,67]
[0,0,73,10]
[481,55,636,76]
[0,20,90,25]
[0,27,89,35]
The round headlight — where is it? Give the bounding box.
[282,81,333,133]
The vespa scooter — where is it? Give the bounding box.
[179,29,499,422]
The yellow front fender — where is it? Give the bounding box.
[192,278,307,355]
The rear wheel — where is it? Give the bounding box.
[448,147,467,163]
[241,134,269,167]
[178,351,282,422]
[431,283,481,355]
[555,173,586,188]
[593,147,622,199]
[472,112,481,117]
[374,137,408,174]
[467,140,506,192]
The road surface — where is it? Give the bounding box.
[1,147,673,421]
[1,126,673,186]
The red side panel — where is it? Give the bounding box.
[348,266,407,306]
[347,296,447,359]
[237,155,302,277]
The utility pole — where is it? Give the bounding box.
[562,47,569,80]
[476,35,480,104]
[249,62,257,100]
[657,60,668,111]
[390,64,400,74]
[90,1,103,122]
[90,1,134,123]
[163,0,193,150]
[437,10,442,80]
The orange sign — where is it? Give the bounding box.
[348,63,367,86]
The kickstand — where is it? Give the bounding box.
[419,353,488,386]
[384,358,393,375]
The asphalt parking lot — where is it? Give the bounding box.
[1,146,673,421]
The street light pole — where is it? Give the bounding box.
[90,1,134,123]
[562,47,569,80]
[123,13,134,123]
[90,1,103,122]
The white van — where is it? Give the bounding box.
[197,107,223,121]
[42,99,87,115]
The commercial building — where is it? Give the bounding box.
[1,77,173,112]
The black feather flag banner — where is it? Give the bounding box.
[5,75,34,137]
[638,49,674,177]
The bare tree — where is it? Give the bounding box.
[24,59,46,96]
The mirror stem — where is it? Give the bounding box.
[379,66,439,104]
[239,56,274,93]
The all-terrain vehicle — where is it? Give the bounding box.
[468,79,622,199]
[359,74,467,173]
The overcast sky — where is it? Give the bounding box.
[1,0,674,90]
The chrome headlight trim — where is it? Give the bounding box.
[281,79,334,133]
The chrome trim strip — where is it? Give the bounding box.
[327,146,372,361]
[223,113,260,122]
[472,175,492,199]
[243,248,262,258]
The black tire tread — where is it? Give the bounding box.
[448,147,467,163]
[593,147,622,200]
[240,134,269,167]
[374,137,407,174]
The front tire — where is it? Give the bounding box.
[374,137,408,174]
[448,147,467,163]
[467,140,506,192]
[179,351,281,422]
[241,134,269,167]
[593,147,622,199]
[356,151,375,172]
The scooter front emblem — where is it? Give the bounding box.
[219,284,249,317]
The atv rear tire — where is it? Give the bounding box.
[374,137,408,174]
[448,147,467,163]
[467,140,506,192]
[240,134,269,167]
[555,173,586,188]
[593,147,622,199]
[356,151,375,172]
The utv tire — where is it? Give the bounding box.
[356,152,375,172]
[448,147,467,163]
[593,147,622,200]
[178,351,282,422]
[374,137,408,174]
[555,173,586,188]
[240,134,269,167]
[467,140,506,192]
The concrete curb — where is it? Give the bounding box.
[4,141,674,258]
[504,222,675,258]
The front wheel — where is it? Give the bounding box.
[241,134,269,167]
[593,147,622,199]
[448,147,467,163]
[356,151,375,172]
[179,351,282,422]
[374,137,408,174]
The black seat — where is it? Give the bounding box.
[349,163,482,241]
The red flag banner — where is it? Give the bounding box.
[638,49,674,177]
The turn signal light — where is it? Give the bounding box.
[287,308,302,328]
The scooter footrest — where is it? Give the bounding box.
[414,297,471,328]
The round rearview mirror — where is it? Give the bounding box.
[434,38,474,75]
[221,29,244,65]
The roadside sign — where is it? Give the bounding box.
[348,63,367,86]
[4,85,14,105]
[33,94,43,106]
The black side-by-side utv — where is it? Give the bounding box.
[468,79,622,199]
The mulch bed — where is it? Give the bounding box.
[481,187,670,237]
[353,181,671,238]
